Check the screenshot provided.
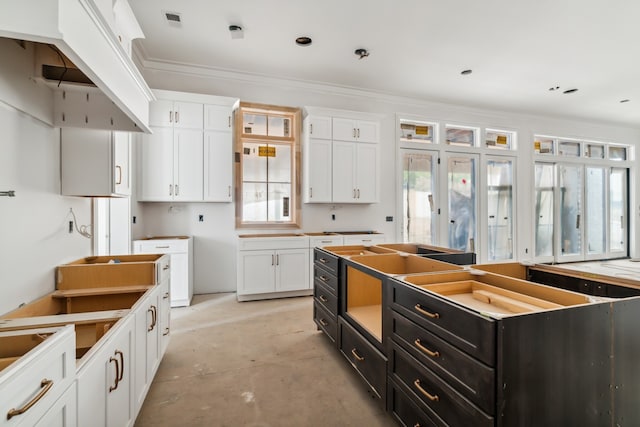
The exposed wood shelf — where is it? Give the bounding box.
[0,309,130,331]
[348,305,382,342]
[51,285,153,298]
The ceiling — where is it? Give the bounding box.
[129,0,640,127]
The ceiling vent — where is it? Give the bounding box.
[165,12,181,24]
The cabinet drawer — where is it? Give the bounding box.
[390,343,493,427]
[314,303,337,344]
[388,378,439,427]
[0,326,76,427]
[314,265,338,296]
[389,279,496,366]
[314,281,338,316]
[135,239,189,254]
[338,317,386,404]
[390,311,495,414]
[314,249,338,275]
[238,235,309,251]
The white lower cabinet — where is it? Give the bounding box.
[133,286,160,415]
[237,235,310,301]
[34,383,77,427]
[133,237,193,307]
[77,315,134,427]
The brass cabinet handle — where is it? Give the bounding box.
[318,258,328,264]
[414,304,440,319]
[6,378,53,420]
[163,264,170,271]
[175,111,180,123]
[414,379,439,402]
[351,348,365,362]
[319,295,328,303]
[319,318,329,327]
[109,356,120,392]
[148,307,155,331]
[414,339,440,358]
[163,327,170,336]
[319,275,328,282]
[163,292,170,299]
[116,350,125,382]
[148,305,157,331]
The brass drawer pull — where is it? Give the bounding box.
[319,318,329,327]
[319,295,328,303]
[414,304,440,319]
[351,348,365,362]
[116,350,125,382]
[319,275,329,282]
[163,327,170,336]
[163,264,170,271]
[163,292,170,299]
[109,356,120,392]
[318,258,328,264]
[414,379,439,402]
[414,339,440,358]
[7,378,53,420]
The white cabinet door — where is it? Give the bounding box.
[113,131,130,196]
[204,104,232,131]
[138,129,174,201]
[332,141,357,202]
[238,251,276,295]
[170,252,189,304]
[172,101,203,129]
[173,129,203,201]
[355,143,378,203]
[304,138,332,202]
[307,115,332,139]
[34,384,77,427]
[149,99,174,127]
[204,130,233,202]
[77,316,134,427]
[133,287,159,416]
[332,117,357,141]
[159,279,171,355]
[355,119,379,143]
[276,249,310,291]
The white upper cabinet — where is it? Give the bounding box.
[303,108,381,204]
[332,118,379,143]
[61,128,131,197]
[139,90,238,202]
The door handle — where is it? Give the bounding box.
[6,379,54,420]
[175,111,180,123]
[116,350,124,382]
[109,356,120,392]
[115,165,122,185]
[169,111,173,123]
[576,214,581,229]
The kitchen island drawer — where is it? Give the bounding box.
[313,264,338,295]
[390,342,493,427]
[390,310,495,414]
[338,317,386,406]
[389,278,496,366]
[314,303,337,344]
[314,281,338,315]
[314,248,339,275]
[388,378,439,427]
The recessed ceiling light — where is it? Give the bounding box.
[295,36,312,46]
[460,69,472,75]
[563,88,578,94]
[620,99,630,103]
[229,25,244,39]
[164,11,181,23]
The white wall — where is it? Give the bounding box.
[0,39,93,315]
[135,64,640,294]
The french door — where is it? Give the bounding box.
[535,162,628,262]
[445,154,478,252]
[400,149,437,244]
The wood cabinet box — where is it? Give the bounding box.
[56,254,169,290]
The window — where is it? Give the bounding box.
[235,102,301,228]
[445,125,478,146]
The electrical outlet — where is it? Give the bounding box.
[199,214,204,222]
[132,216,137,224]
[331,214,336,221]
[68,221,73,233]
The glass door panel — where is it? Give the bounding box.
[534,163,554,258]
[487,159,513,260]
[558,165,583,260]
[447,156,476,252]
[585,167,606,256]
[609,168,627,254]
[400,150,436,244]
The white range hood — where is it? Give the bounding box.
[0,0,153,132]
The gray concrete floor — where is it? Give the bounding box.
[135,293,395,426]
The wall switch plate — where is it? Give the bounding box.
[199,215,204,222]
[331,214,336,221]
[386,216,393,222]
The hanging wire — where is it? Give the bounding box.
[69,208,92,238]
